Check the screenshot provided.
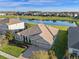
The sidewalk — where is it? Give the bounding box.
[0,51,18,59]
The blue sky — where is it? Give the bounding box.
[0,0,79,11]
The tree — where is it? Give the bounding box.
[0,35,9,46]
[48,50,57,59]
[5,31,15,41]
[29,50,49,59]
[63,50,69,59]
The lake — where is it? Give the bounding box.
[21,19,77,27]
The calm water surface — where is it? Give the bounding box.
[21,19,77,27]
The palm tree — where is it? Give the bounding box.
[5,31,14,41]
[29,50,49,59]
[48,50,57,59]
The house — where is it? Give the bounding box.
[68,27,79,56]
[0,18,25,34]
[16,24,59,49]
[0,13,6,16]
[0,18,25,30]
[6,18,25,30]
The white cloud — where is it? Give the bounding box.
[0,2,32,7]
[28,0,56,2]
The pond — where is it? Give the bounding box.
[21,19,77,27]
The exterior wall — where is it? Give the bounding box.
[15,34,24,41]
[0,24,8,34]
[0,24,8,30]
[31,40,52,49]
[68,48,73,54]
[8,22,25,30]
[0,13,6,16]
[69,48,79,56]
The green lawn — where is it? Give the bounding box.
[21,16,73,21]
[51,30,68,59]
[0,44,25,57]
[0,55,7,59]
[75,21,79,26]
[25,23,36,29]
[51,26,69,31]
[0,15,76,21]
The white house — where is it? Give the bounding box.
[16,24,59,49]
[0,18,25,34]
[0,18,25,30]
[68,27,79,56]
[0,13,6,16]
[6,18,25,30]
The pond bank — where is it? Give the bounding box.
[21,19,77,27]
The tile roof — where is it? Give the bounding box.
[0,18,8,24]
[0,18,21,25]
[17,24,59,44]
[38,24,55,44]
[6,18,21,25]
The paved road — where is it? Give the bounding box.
[0,51,18,59]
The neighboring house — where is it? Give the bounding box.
[68,27,79,55]
[6,18,25,30]
[16,24,59,49]
[0,18,25,30]
[0,13,6,16]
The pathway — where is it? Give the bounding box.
[0,51,18,59]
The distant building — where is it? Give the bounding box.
[68,27,79,56]
[16,24,59,49]
[0,13,6,16]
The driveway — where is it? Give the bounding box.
[19,45,48,59]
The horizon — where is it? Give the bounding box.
[0,0,79,12]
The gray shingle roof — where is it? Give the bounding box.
[17,24,59,45]
[71,42,79,49]
[17,25,42,36]
[68,27,79,49]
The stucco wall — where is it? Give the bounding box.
[69,48,79,55]
[0,24,8,30]
[8,22,25,30]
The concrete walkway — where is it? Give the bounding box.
[0,51,18,59]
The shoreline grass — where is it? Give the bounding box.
[0,15,77,21]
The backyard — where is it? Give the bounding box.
[0,22,70,59]
[52,26,69,31]
[51,29,68,59]
[0,44,25,57]
[0,15,78,21]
